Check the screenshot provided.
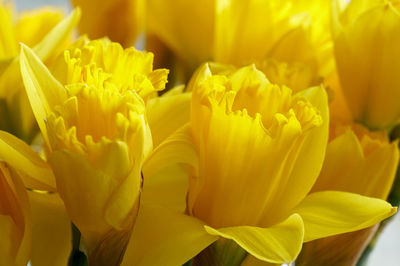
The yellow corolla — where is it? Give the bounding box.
[0,162,31,266]
[0,2,80,142]
[333,0,400,129]
[121,64,396,266]
[11,39,168,265]
[148,0,333,76]
[70,0,145,47]
[297,122,399,266]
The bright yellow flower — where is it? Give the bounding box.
[333,0,400,129]
[121,64,396,266]
[0,3,80,142]
[70,0,145,47]
[148,0,333,77]
[15,39,168,265]
[297,122,399,266]
[0,162,31,266]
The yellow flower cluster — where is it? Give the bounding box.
[0,0,399,266]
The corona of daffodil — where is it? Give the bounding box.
[333,0,400,129]
[297,122,399,266]
[121,64,396,266]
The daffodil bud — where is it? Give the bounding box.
[333,0,400,129]
[19,39,168,265]
[70,0,145,47]
[297,122,399,266]
[0,163,31,266]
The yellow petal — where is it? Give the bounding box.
[121,205,218,266]
[311,126,399,199]
[15,7,64,48]
[143,124,198,179]
[0,2,17,59]
[293,191,397,242]
[32,8,80,61]
[29,191,71,266]
[146,90,191,147]
[0,163,32,266]
[141,164,189,213]
[72,0,143,47]
[147,0,214,68]
[0,130,55,191]
[334,2,400,128]
[204,214,304,264]
[49,144,133,238]
[19,44,66,148]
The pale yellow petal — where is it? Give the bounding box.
[204,214,304,264]
[121,205,218,266]
[293,191,396,242]
[143,124,198,179]
[141,164,189,213]
[0,130,55,191]
[19,44,66,148]
[29,191,71,266]
[0,3,17,59]
[15,7,64,48]
[32,8,80,61]
[146,90,191,147]
[311,129,399,199]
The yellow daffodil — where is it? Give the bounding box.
[12,39,167,265]
[0,3,80,142]
[297,122,399,266]
[0,162,31,266]
[121,64,396,266]
[70,0,145,47]
[148,0,333,77]
[333,0,400,129]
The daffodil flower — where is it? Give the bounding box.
[0,36,169,265]
[148,0,333,77]
[121,63,396,266]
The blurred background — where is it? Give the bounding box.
[15,0,400,265]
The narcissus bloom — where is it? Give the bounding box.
[148,0,333,76]
[0,163,31,266]
[70,0,145,47]
[14,39,168,265]
[122,64,396,266]
[333,0,400,129]
[0,3,80,142]
[298,122,399,266]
